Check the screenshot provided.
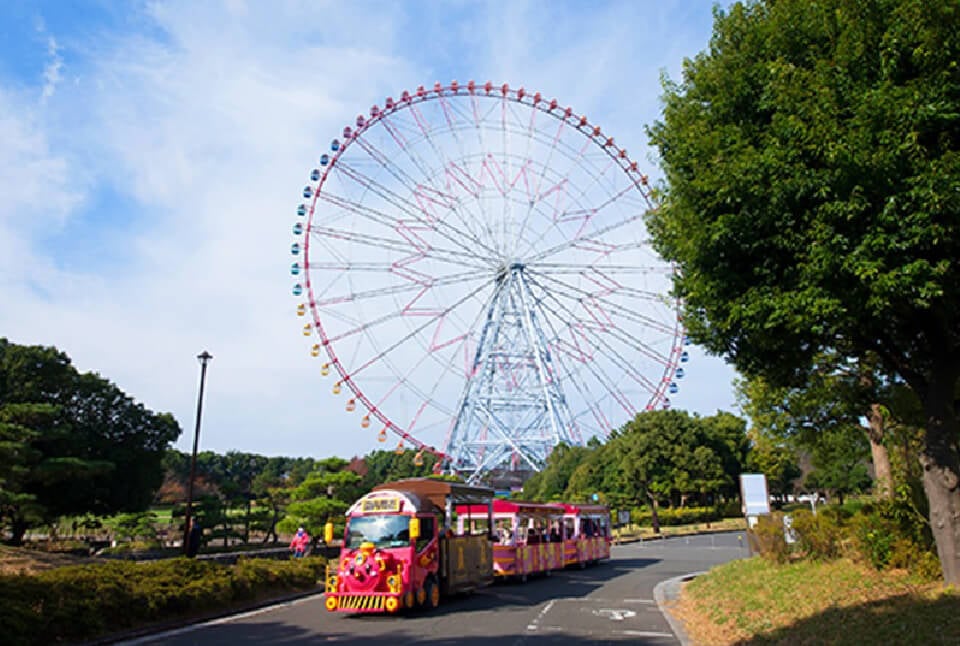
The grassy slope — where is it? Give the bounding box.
[669,557,960,645]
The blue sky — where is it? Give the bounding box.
[0,0,741,459]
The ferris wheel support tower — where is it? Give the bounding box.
[443,262,579,482]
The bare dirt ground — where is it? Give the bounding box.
[0,544,93,575]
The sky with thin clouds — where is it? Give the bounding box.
[0,0,742,460]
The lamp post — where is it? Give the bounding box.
[183,350,213,555]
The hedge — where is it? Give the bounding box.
[0,556,325,645]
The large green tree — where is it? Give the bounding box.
[278,457,363,544]
[0,339,181,543]
[605,410,745,509]
[735,359,893,498]
[647,0,960,582]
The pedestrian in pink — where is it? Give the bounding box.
[290,527,310,558]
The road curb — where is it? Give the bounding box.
[653,571,706,646]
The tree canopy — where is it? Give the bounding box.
[523,410,751,514]
[647,0,960,582]
[0,339,181,544]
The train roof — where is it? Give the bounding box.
[371,478,495,510]
[561,503,610,515]
[456,499,565,515]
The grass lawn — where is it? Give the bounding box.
[669,557,960,645]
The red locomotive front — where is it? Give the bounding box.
[325,478,494,614]
[324,488,439,613]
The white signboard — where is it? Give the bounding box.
[740,473,771,517]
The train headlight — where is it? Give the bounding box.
[387,575,398,588]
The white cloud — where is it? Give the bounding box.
[0,0,740,461]
[41,36,63,103]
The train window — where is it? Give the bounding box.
[469,517,489,536]
[416,516,435,552]
[495,518,514,545]
[563,518,575,539]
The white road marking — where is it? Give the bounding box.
[594,608,637,621]
[526,599,556,632]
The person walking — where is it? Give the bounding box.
[290,527,310,558]
[186,519,202,558]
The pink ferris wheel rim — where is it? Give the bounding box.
[297,81,685,462]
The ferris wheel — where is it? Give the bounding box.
[290,81,686,483]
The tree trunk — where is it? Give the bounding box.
[647,491,661,534]
[865,403,894,500]
[918,382,960,586]
[262,504,280,544]
[10,518,28,547]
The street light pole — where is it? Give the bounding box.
[183,350,213,555]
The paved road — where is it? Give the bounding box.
[123,532,747,646]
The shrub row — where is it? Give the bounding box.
[630,505,736,527]
[0,556,325,645]
[750,502,940,581]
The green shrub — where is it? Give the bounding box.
[0,556,325,645]
[850,510,899,569]
[632,506,721,526]
[716,500,742,518]
[790,509,845,559]
[749,513,790,563]
[887,538,942,581]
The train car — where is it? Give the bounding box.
[323,478,495,614]
[456,499,566,581]
[561,503,612,567]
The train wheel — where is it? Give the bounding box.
[424,578,440,610]
[416,586,427,607]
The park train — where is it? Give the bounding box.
[322,478,612,614]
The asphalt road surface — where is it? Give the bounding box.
[122,532,747,646]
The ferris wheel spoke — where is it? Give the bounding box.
[532,284,664,395]
[308,219,490,270]
[511,110,570,260]
[529,270,678,336]
[527,275,676,372]
[314,268,490,308]
[337,279,491,381]
[524,210,648,264]
[514,160,633,262]
[528,263,675,275]
[405,102,502,255]
[347,133,498,259]
[434,97,502,253]
[330,163,500,262]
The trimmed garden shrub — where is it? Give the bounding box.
[0,556,325,645]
